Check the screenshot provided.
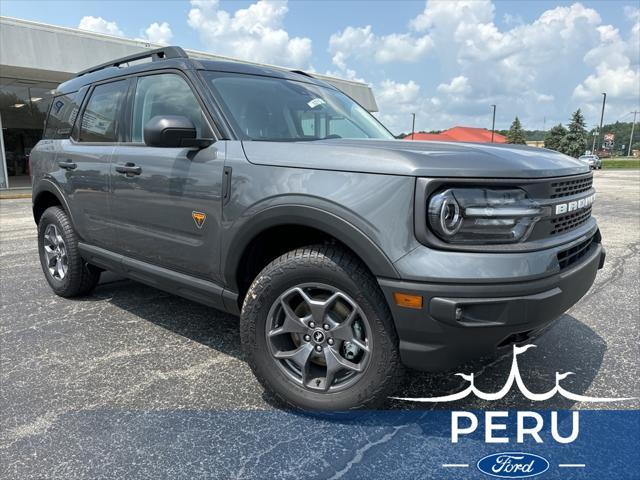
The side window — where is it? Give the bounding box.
[43,92,81,139]
[79,80,128,142]
[132,74,210,143]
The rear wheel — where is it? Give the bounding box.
[240,245,403,410]
[38,206,100,297]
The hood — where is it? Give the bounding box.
[241,138,589,178]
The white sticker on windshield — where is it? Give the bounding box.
[307,98,326,109]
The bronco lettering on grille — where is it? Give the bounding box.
[554,193,595,215]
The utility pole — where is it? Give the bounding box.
[411,113,416,140]
[598,92,606,153]
[490,105,496,143]
[591,129,598,154]
[628,111,638,157]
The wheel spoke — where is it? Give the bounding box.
[45,229,57,247]
[274,343,314,369]
[323,346,363,391]
[330,310,358,341]
[43,245,56,263]
[268,298,310,337]
[56,260,64,279]
[296,288,342,323]
[350,338,370,353]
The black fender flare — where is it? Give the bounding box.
[222,204,400,292]
[32,178,74,226]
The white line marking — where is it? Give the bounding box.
[559,464,586,468]
[442,464,469,468]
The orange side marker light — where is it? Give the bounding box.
[393,292,423,309]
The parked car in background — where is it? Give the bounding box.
[579,154,602,169]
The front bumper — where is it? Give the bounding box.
[378,242,605,371]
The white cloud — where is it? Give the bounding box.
[329,25,432,73]
[410,0,494,32]
[437,76,471,95]
[333,1,639,132]
[79,17,174,46]
[187,0,312,68]
[377,79,421,105]
[573,10,640,103]
[78,16,124,37]
[372,79,422,133]
[143,22,173,45]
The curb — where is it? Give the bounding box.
[0,194,31,200]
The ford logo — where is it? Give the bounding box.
[477,452,550,478]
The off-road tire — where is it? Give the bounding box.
[38,206,100,297]
[240,245,403,410]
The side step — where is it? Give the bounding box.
[78,243,240,315]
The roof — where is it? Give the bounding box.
[58,53,333,94]
[404,126,507,143]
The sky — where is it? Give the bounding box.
[3,0,638,135]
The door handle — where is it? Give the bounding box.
[58,159,77,170]
[115,163,142,176]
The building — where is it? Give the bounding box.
[0,16,378,190]
[404,126,507,143]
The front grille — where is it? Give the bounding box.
[522,173,595,241]
[550,177,593,198]
[557,236,595,270]
[550,206,592,235]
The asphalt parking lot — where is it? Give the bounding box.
[1,170,639,478]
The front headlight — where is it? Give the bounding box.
[427,188,544,244]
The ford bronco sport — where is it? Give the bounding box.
[31,47,605,410]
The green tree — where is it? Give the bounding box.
[544,123,567,151]
[560,109,588,158]
[506,116,527,144]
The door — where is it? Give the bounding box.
[109,72,224,281]
[60,80,129,248]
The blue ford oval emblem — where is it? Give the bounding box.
[477,452,550,478]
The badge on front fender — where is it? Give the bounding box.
[192,211,207,229]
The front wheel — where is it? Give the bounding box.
[240,246,403,410]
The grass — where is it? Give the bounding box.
[602,158,640,169]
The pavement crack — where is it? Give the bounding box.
[0,412,60,450]
[587,242,639,297]
[327,424,409,479]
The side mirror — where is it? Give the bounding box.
[143,115,213,149]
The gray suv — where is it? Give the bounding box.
[31,47,605,410]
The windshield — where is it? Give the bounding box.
[203,72,393,142]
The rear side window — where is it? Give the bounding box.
[79,80,128,142]
[131,73,210,143]
[43,92,81,139]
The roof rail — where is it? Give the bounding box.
[75,46,188,77]
[290,69,314,79]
